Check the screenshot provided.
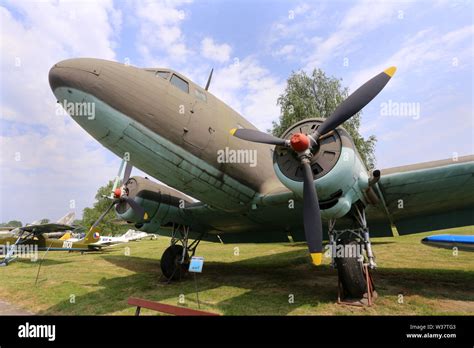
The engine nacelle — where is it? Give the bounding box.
[115,176,193,228]
[272,118,371,219]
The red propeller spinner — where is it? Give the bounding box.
[113,188,122,198]
[290,133,310,152]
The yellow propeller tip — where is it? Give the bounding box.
[144,212,148,220]
[229,128,237,135]
[310,253,323,266]
[384,66,397,77]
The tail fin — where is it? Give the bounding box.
[81,227,101,244]
[59,232,72,241]
[57,212,75,225]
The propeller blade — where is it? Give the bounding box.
[91,196,147,233]
[313,66,396,139]
[123,161,133,184]
[122,197,148,221]
[230,128,289,147]
[89,200,118,232]
[111,158,126,194]
[302,160,323,265]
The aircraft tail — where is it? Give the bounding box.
[81,227,101,245]
[59,232,72,241]
[57,212,75,225]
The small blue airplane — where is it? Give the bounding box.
[422,234,474,251]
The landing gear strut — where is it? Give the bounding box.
[328,205,377,305]
[160,223,202,281]
[0,230,29,266]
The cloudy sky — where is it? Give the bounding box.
[0,0,472,223]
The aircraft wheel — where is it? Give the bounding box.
[335,240,367,299]
[160,244,189,280]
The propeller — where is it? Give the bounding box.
[302,158,323,265]
[230,67,396,265]
[229,128,289,147]
[91,157,147,232]
[311,67,396,140]
[111,158,133,198]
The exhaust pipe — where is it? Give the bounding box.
[368,169,381,187]
[365,170,381,204]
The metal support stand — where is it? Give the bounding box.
[193,272,201,309]
[328,219,337,268]
[35,241,54,286]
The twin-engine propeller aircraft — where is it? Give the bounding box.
[0,213,101,266]
[49,58,474,299]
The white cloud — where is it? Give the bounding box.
[266,2,323,47]
[303,0,406,69]
[201,37,232,63]
[374,101,473,168]
[0,1,121,222]
[348,25,474,91]
[264,1,405,65]
[348,24,474,168]
[133,0,192,66]
[272,44,295,58]
[211,57,285,131]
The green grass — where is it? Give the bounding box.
[0,226,473,315]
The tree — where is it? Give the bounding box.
[271,68,377,169]
[72,219,83,226]
[82,180,130,236]
[0,220,22,228]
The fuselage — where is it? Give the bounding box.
[49,58,372,237]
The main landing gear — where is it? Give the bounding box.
[160,223,202,281]
[328,205,377,306]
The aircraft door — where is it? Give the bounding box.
[183,88,214,153]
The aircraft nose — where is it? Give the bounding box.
[49,58,101,93]
[49,64,66,92]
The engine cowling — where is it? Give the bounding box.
[272,118,371,219]
[115,176,193,228]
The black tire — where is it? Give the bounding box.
[335,240,367,299]
[160,245,189,280]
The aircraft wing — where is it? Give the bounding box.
[422,234,474,251]
[19,223,75,234]
[368,155,474,235]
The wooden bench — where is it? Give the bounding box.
[128,297,220,316]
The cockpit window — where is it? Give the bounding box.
[156,71,170,79]
[194,89,207,102]
[170,74,189,93]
